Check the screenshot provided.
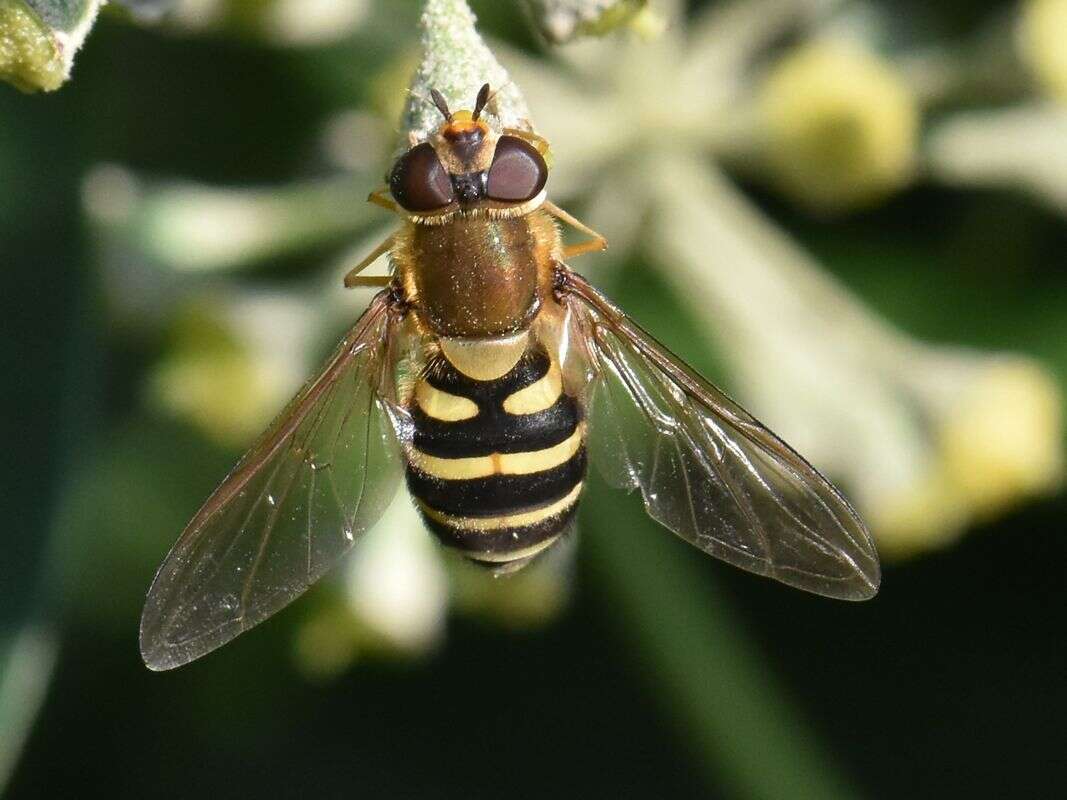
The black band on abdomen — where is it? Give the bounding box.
[411,393,580,458]
[422,501,580,557]
[424,344,549,401]
[406,447,586,517]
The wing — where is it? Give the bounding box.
[559,268,880,600]
[140,291,408,670]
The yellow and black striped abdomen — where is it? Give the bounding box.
[405,340,585,569]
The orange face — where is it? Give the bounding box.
[440,115,493,172]
[388,86,549,216]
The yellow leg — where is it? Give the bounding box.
[368,187,399,213]
[343,233,395,288]
[544,201,608,260]
[504,127,551,157]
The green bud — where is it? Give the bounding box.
[0,0,103,92]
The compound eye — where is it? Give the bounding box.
[486,135,547,203]
[389,143,455,212]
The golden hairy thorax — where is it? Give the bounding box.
[392,208,561,338]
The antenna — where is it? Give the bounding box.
[472,83,491,121]
[430,88,453,122]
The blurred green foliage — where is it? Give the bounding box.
[2,1,1067,798]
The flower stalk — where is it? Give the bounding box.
[401,0,532,142]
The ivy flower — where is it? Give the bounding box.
[149,290,319,447]
[925,0,1067,217]
[757,38,919,211]
[1018,0,1067,103]
[81,0,1065,673]
[502,0,1063,553]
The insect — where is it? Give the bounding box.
[140,84,881,671]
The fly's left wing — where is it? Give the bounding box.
[558,268,880,600]
[140,291,408,670]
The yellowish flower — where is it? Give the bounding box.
[89,0,1066,645]
[141,179,373,273]
[149,295,314,447]
[926,106,1067,216]
[938,358,1064,518]
[152,348,268,447]
[1018,0,1067,103]
[759,39,919,211]
[292,492,571,677]
[866,469,970,558]
[871,358,1064,555]
[295,498,450,679]
[343,497,450,654]
[502,3,1066,556]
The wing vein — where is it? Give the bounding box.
[140,292,408,670]
[559,266,880,600]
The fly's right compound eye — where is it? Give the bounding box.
[389,143,456,212]
[485,135,548,203]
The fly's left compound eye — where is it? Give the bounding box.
[485,135,548,203]
[389,142,456,212]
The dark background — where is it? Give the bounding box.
[2,1,1064,797]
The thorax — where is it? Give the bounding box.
[392,209,560,338]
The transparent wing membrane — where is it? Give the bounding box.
[560,269,880,600]
[140,293,406,670]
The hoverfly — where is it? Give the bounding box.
[140,84,880,671]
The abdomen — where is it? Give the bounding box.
[404,334,586,570]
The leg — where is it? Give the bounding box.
[368,187,400,213]
[504,127,551,157]
[543,201,608,260]
[343,232,395,288]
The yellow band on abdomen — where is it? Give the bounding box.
[415,380,479,421]
[502,363,562,415]
[409,425,584,480]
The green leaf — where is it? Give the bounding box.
[0,0,104,92]
[0,624,57,792]
[582,487,864,800]
[50,415,237,633]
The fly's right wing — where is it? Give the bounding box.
[559,268,880,600]
[140,291,410,671]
